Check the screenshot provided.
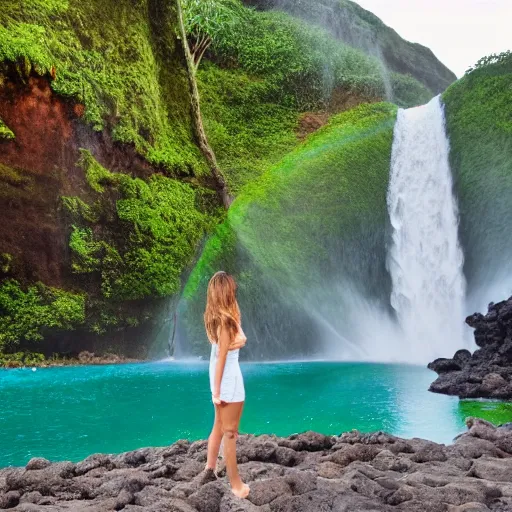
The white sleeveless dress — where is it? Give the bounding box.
[209,325,246,403]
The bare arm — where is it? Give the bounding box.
[213,323,231,403]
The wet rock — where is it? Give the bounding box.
[0,491,20,509]
[277,431,334,452]
[18,491,42,505]
[188,481,225,512]
[317,461,345,479]
[114,489,134,510]
[133,486,175,507]
[238,438,277,464]
[274,447,302,467]
[428,358,462,373]
[429,296,512,399]
[370,450,412,472]
[410,441,447,463]
[468,458,512,482]
[172,460,204,482]
[386,485,413,505]
[122,450,147,467]
[283,471,317,495]
[247,478,292,506]
[75,454,113,476]
[25,459,51,471]
[447,504,490,512]
[219,492,263,512]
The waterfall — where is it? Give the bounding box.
[387,95,469,362]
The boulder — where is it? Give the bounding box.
[429,295,512,399]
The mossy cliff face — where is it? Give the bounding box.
[0,0,432,359]
[0,0,483,360]
[196,1,433,195]
[179,103,396,359]
[443,52,512,310]
[0,0,220,357]
[243,0,457,95]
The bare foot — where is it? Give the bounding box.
[232,483,250,499]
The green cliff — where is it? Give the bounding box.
[0,0,444,361]
[196,0,433,193]
[0,0,219,359]
[243,0,457,94]
[443,51,512,299]
[0,0,483,363]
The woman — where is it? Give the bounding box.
[203,271,250,499]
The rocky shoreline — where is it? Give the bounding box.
[429,297,512,400]
[1,418,512,511]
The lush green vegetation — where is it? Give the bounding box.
[0,0,205,175]
[0,351,46,368]
[63,151,221,335]
[181,0,247,71]
[182,103,396,356]
[0,0,442,357]
[443,51,512,290]
[213,10,430,110]
[0,280,85,350]
[0,0,226,352]
[198,63,299,193]
[195,4,430,192]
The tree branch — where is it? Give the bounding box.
[193,37,212,69]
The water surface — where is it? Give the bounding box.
[1,361,509,467]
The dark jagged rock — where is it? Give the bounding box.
[429,296,512,400]
[2,421,512,511]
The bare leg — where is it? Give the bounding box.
[206,404,223,470]
[219,401,250,498]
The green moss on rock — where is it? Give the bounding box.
[0,0,205,175]
[79,150,121,194]
[63,152,222,335]
[0,279,85,349]
[0,162,34,201]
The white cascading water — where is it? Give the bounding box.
[387,95,469,363]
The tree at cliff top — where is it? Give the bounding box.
[178,0,247,207]
[181,0,245,71]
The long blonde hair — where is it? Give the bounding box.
[204,271,241,344]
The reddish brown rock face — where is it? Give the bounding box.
[0,76,76,287]
[0,75,161,288]
[0,76,75,178]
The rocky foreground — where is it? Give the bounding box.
[2,419,512,512]
[429,297,512,400]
